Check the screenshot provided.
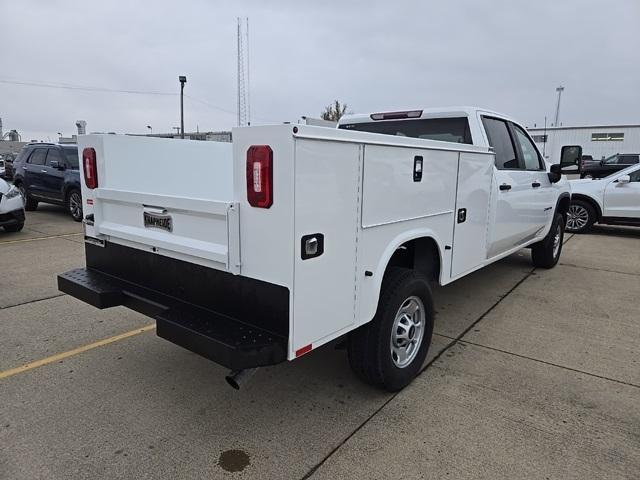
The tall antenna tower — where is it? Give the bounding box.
[237,17,250,127]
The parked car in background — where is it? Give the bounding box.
[579,153,639,179]
[1,154,13,180]
[12,143,83,221]
[567,164,640,232]
[0,177,25,232]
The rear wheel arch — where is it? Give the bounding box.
[384,236,442,284]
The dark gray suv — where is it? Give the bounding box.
[12,143,83,221]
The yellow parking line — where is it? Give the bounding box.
[0,232,82,245]
[0,323,156,380]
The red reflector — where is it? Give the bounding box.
[86,198,94,205]
[295,344,312,357]
[82,148,98,189]
[246,145,273,208]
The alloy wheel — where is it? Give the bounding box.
[390,296,425,368]
[566,205,589,231]
[69,191,82,220]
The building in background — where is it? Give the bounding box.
[143,131,232,142]
[529,124,640,163]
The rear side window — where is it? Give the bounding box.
[338,117,472,144]
[27,149,47,165]
[618,155,639,164]
[482,117,519,169]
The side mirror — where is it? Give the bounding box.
[560,145,582,174]
[49,160,64,170]
[617,175,631,184]
[548,164,562,183]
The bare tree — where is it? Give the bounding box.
[321,100,348,121]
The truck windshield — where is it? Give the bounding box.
[63,148,79,169]
[338,117,472,144]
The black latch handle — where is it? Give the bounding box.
[413,156,423,182]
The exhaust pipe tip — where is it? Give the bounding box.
[225,368,257,390]
[225,374,241,390]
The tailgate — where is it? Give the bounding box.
[79,134,240,274]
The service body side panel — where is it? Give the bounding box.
[232,126,296,288]
[356,145,458,326]
[292,139,362,353]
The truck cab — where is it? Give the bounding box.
[339,107,569,260]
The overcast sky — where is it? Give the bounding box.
[1,0,639,141]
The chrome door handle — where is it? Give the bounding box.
[41,169,48,173]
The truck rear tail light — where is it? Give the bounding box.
[246,145,273,208]
[370,110,423,120]
[82,148,98,189]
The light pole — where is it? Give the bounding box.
[147,125,152,135]
[554,86,564,127]
[179,75,187,139]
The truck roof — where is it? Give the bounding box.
[339,106,512,125]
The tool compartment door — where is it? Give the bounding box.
[450,151,493,277]
[292,139,361,355]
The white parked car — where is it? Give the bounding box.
[567,164,640,233]
[58,107,573,391]
[0,178,25,232]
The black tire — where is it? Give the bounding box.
[66,189,83,222]
[4,222,24,233]
[531,213,564,269]
[348,267,434,392]
[16,184,38,211]
[565,199,596,233]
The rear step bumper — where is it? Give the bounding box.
[58,268,287,370]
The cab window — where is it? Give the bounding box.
[482,117,519,169]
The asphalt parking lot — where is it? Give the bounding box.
[1,206,639,479]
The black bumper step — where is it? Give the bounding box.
[58,268,287,370]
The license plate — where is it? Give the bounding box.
[143,211,173,232]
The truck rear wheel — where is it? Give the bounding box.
[348,267,434,392]
[531,213,564,269]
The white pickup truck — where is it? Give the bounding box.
[58,107,572,391]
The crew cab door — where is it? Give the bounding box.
[603,166,640,219]
[482,116,549,258]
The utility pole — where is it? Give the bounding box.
[554,86,564,127]
[543,116,547,158]
[179,75,187,139]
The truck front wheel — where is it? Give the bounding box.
[531,212,565,269]
[348,267,434,392]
